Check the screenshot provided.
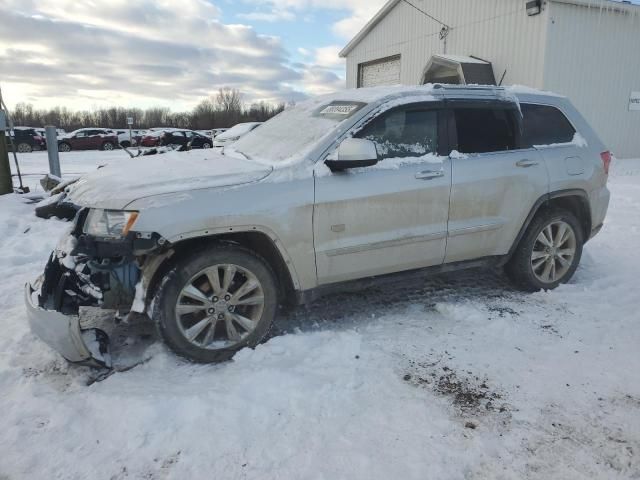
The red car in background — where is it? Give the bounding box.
[57,128,119,152]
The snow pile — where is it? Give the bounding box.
[2,152,639,479]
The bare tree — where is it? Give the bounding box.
[9,87,286,131]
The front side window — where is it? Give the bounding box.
[453,107,518,154]
[521,104,576,147]
[355,107,439,160]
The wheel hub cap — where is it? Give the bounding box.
[175,263,265,350]
[531,220,577,284]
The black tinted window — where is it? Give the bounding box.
[454,107,518,154]
[356,108,439,160]
[521,104,575,147]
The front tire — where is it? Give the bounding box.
[102,141,114,151]
[152,245,278,363]
[58,142,71,152]
[17,142,33,153]
[506,208,584,291]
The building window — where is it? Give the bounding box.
[357,55,401,88]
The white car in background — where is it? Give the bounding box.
[212,122,261,147]
[34,128,66,137]
[114,129,145,147]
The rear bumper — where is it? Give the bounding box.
[25,279,111,368]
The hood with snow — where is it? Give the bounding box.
[66,150,272,210]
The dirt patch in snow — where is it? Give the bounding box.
[402,356,511,428]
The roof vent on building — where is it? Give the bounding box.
[422,55,497,86]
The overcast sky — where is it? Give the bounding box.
[0,0,387,111]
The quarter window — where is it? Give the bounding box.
[521,104,576,147]
[453,107,518,154]
[355,107,439,160]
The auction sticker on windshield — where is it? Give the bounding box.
[315,101,366,120]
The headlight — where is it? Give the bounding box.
[83,209,139,238]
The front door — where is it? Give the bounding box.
[445,103,549,263]
[313,103,452,285]
[72,131,91,150]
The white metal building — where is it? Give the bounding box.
[340,0,640,158]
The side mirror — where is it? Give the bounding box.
[325,138,379,171]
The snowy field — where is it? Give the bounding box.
[2,151,640,479]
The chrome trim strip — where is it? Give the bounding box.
[324,232,446,257]
[448,222,505,238]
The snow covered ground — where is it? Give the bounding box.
[2,152,640,479]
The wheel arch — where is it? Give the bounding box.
[141,229,299,310]
[507,189,592,261]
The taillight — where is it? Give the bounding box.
[600,151,612,175]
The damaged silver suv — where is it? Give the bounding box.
[25,85,611,368]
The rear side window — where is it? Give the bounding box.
[356,107,439,160]
[453,107,518,154]
[521,104,576,147]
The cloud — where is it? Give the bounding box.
[314,45,344,69]
[299,67,344,96]
[246,0,387,39]
[0,0,334,110]
[238,8,296,22]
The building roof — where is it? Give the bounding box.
[339,0,640,58]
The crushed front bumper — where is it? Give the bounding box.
[25,277,112,368]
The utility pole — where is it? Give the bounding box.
[0,107,12,195]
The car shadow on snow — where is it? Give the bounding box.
[275,266,520,335]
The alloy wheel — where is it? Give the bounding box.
[175,264,265,350]
[17,143,32,153]
[531,220,577,284]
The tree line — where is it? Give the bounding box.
[10,88,287,131]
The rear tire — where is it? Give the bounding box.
[152,244,279,363]
[120,141,131,148]
[506,208,583,291]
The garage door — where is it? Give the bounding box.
[358,55,401,88]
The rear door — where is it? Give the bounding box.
[445,101,548,263]
[313,102,452,285]
[520,103,592,192]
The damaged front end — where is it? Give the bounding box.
[25,209,166,368]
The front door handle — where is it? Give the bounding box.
[415,170,444,180]
[516,159,539,168]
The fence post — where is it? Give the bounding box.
[0,111,12,195]
[45,126,61,178]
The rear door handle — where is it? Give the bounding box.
[516,159,539,168]
[415,170,444,180]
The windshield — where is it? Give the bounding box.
[229,99,362,165]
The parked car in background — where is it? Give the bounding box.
[8,127,46,153]
[114,129,145,147]
[212,128,228,137]
[24,85,611,367]
[57,128,118,152]
[140,129,213,149]
[212,122,261,147]
[34,128,66,137]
